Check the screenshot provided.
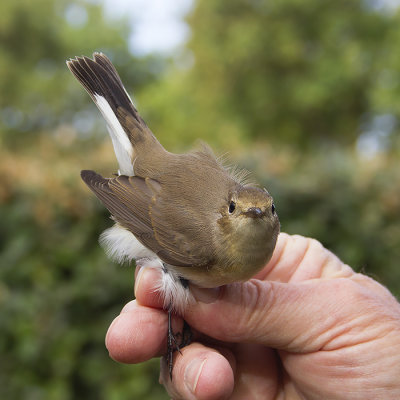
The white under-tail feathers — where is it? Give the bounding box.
[100,224,193,315]
[100,224,156,262]
[157,266,194,316]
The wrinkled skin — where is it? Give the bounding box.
[106,233,400,400]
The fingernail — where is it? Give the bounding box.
[184,358,206,394]
[134,264,142,280]
[134,266,145,295]
[190,285,220,303]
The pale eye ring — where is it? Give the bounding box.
[229,201,236,214]
[271,204,276,215]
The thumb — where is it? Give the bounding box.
[187,276,372,352]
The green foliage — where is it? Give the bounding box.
[1,0,400,399]
[0,141,169,400]
[0,0,164,146]
[0,0,168,399]
[141,0,400,150]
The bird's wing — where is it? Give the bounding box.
[81,170,207,267]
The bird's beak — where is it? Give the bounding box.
[244,207,264,218]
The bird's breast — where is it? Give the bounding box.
[171,217,276,288]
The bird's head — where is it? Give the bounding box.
[224,186,278,227]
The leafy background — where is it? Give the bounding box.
[1,0,399,398]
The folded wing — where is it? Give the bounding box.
[81,170,208,267]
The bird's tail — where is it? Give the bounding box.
[67,53,160,175]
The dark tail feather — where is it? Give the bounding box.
[66,53,136,118]
[68,53,165,175]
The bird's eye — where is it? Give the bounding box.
[229,201,236,214]
[271,204,276,215]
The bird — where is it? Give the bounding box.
[67,52,280,378]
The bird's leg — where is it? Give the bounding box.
[177,277,193,348]
[166,303,183,380]
[165,276,193,379]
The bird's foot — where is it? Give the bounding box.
[166,307,192,380]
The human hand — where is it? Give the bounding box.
[105,233,400,399]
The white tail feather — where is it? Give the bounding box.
[94,95,134,176]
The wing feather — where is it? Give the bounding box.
[81,170,207,267]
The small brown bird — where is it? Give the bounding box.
[67,53,280,377]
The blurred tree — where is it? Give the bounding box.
[141,0,400,150]
[0,0,168,399]
[236,144,400,297]
[0,0,165,146]
[1,0,400,399]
